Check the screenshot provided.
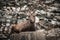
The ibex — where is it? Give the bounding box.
[12,10,36,33]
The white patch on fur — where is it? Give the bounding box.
[35,16,39,23]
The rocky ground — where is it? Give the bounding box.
[0,0,60,40]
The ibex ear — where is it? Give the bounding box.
[31,13,37,17]
[26,11,30,15]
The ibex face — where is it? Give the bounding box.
[27,10,36,23]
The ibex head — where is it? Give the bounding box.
[26,10,36,23]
